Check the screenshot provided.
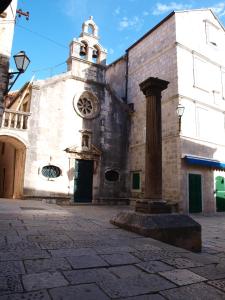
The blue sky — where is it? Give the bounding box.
[10,0,225,90]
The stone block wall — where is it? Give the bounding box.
[126,15,179,200]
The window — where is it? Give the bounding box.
[77,97,93,116]
[105,170,119,182]
[41,165,61,179]
[193,56,209,91]
[74,92,100,119]
[205,21,220,47]
[88,24,94,35]
[131,172,141,191]
[222,72,225,98]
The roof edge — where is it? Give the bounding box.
[126,11,175,52]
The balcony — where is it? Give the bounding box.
[1,109,31,130]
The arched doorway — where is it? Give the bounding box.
[0,135,26,199]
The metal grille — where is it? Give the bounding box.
[41,165,61,178]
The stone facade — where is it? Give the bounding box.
[0,0,17,115]
[1,10,225,213]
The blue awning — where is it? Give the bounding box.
[183,155,225,170]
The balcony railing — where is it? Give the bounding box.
[1,109,31,130]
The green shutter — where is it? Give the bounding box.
[132,173,140,190]
[189,174,202,213]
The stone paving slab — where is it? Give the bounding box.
[109,265,148,278]
[94,245,136,254]
[63,268,117,284]
[100,253,141,266]
[159,268,206,286]
[0,275,23,296]
[160,282,225,299]
[22,271,68,291]
[0,261,25,275]
[0,250,50,261]
[49,283,110,300]
[38,240,75,250]
[160,257,204,269]
[181,252,220,265]
[49,247,96,257]
[67,254,109,269]
[0,241,40,252]
[190,264,225,280]
[0,290,51,300]
[24,257,71,273]
[133,249,182,261]
[98,274,175,298]
[27,234,71,243]
[208,279,225,292]
[118,295,166,300]
[136,260,174,273]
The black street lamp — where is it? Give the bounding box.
[7,51,30,93]
[176,103,185,133]
[0,0,12,14]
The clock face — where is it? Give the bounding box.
[74,93,100,119]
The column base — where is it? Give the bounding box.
[135,199,178,214]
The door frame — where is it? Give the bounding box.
[187,171,203,213]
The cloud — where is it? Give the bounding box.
[109,48,114,54]
[118,16,142,31]
[114,7,121,15]
[60,0,88,19]
[210,2,225,17]
[153,2,192,15]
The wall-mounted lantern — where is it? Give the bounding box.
[7,51,30,93]
[176,103,185,133]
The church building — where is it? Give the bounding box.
[1,9,225,214]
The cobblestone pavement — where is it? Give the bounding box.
[1,199,225,299]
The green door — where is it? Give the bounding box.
[216,176,225,212]
[189,174,202,213]
[74,159,94,203]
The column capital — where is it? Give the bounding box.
[140,77,169,97]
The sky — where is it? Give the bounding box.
[9,0,225,90]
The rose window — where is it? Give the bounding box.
[77,97,93,116]
[74,93,100,119]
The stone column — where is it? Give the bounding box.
[137,77,169,212]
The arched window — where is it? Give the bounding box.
[88,24,94,35]
[92,46,99,64]
[79,41,88,59]
[82,134,90,148]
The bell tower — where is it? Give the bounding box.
[67,16,107,71]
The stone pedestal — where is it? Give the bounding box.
[111,212,202,252]
[135,199,173,214]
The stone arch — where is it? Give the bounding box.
[82,16,99,37]
[0,135,27,199]
[92,44,101,64]
[80,40,89,59]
